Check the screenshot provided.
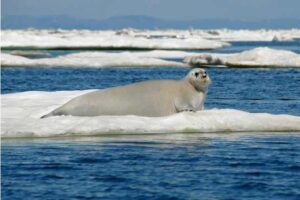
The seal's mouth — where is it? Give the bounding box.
[201,72,208,80]
[201,71,208,79]
[203,76,211,85]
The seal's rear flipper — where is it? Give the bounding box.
[40,112,53,119]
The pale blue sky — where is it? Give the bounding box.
[2,0,300,20]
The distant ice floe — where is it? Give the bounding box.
[1,50,200,67]
[184,47,300,68]
[2,29,300,51]
[1,29,229,50]
[89,28,300,42]
[192,29,300,42]
[2,90,300,138]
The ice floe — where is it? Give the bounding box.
[2,90,300,138]
[183,47,300,68]
[117,28,300,42]
[192,29,300,42]
[2,29,300,51]
[1,51,193,67]
[1,29,229,50]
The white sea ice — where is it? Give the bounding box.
[183,47,300,67]
[1,51,194,67]
[2,90,300,138]
[99,28,300,42]
[1,29,229,50]
[193,29,300,42]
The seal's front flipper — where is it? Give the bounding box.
[175,105,196,113]
[181,109,196,112]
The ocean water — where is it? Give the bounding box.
[1,42,300,199]
[2,134,300,200]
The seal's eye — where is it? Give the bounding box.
[195,72,199,77]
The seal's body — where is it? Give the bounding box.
[41,68,211,118]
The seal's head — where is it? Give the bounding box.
[185,68,211,92]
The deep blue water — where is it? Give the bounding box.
[1,42,300,200]
[2,134,300,200]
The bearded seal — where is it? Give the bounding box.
[41,68,211,118]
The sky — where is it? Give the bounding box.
[2,0,300,21]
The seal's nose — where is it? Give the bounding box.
[202,72,207,78]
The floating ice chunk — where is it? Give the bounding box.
[1,29,229,50]
[2,90,300,138]
[184,47,300,68]
[1,51,192,67]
